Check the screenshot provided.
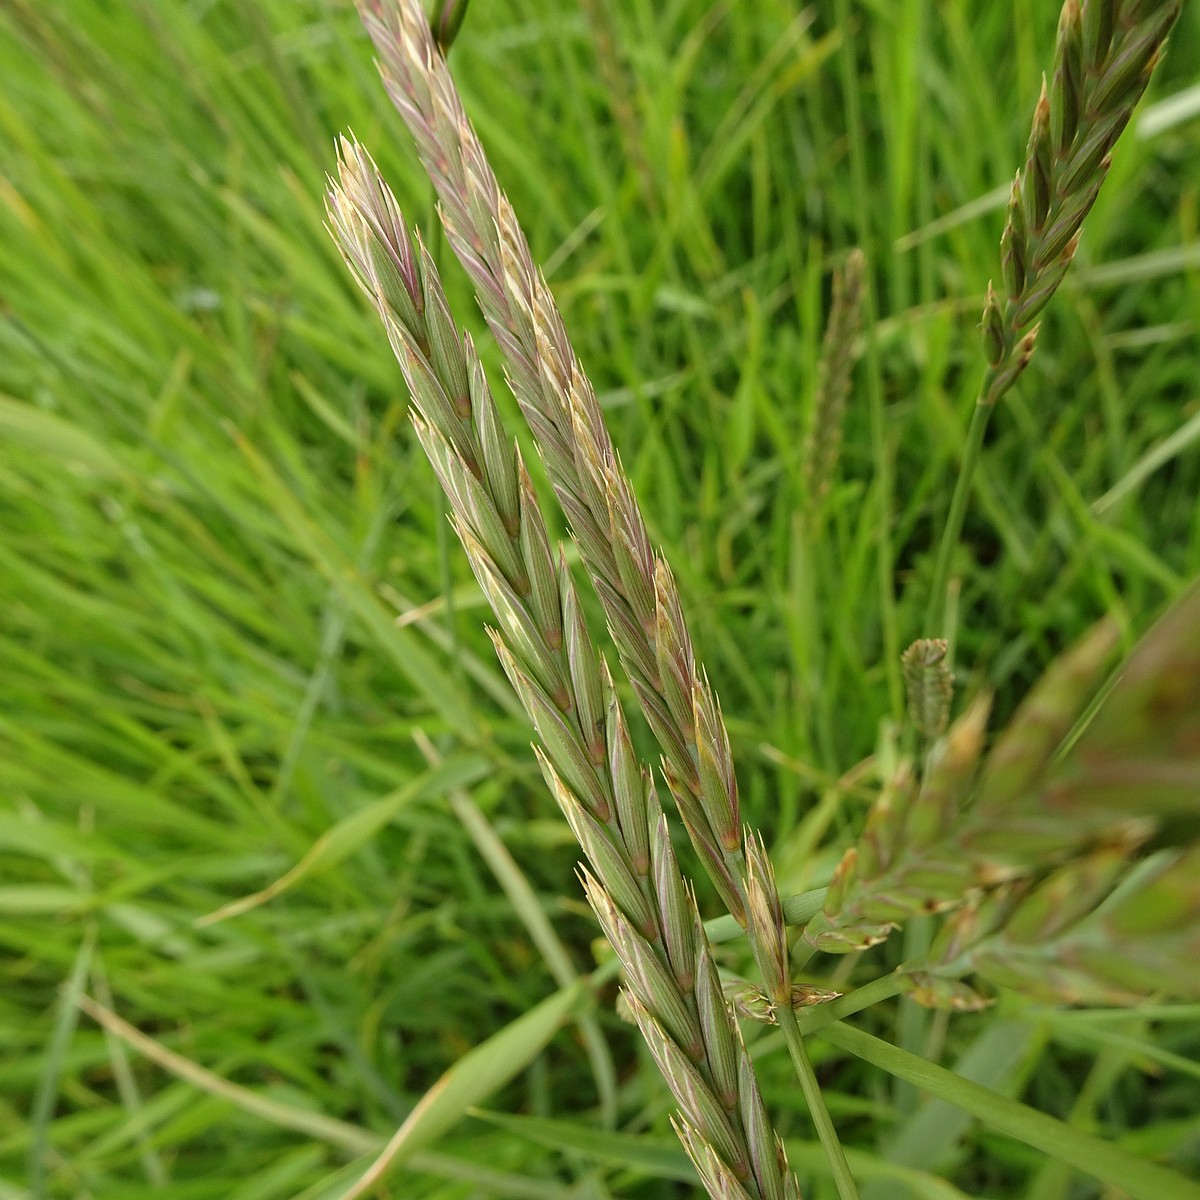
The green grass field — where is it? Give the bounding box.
[3,1,1200,1197]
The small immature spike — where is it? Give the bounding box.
[901,637,953,740]
[803,247,866,507]
[724,980,777,1024]
[981,0,1183,411]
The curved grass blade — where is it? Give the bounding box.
[195,753,488,925]
[818,1023,1200,1200]
[332,980,587,1200]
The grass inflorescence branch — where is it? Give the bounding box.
[328,136,808,1200]
[925,0,1183,638]
[983,0,1184,406]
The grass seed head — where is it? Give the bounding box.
[803,248,866,508]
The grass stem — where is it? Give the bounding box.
[776,1005,861,1200]
[923,389,995,640]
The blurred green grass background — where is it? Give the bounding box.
[2,1,1199,1197]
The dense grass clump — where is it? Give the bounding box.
[2,2,1199,1198]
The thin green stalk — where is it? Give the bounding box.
[835,0,904,722]
[776,1005,860,1200]
[893,917,934,1116]
[732,839,859,1197]
[30,927,95,1200]
[923,393,993,639]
